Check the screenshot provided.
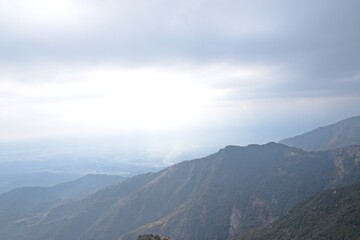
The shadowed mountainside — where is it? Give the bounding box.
[1,143,360,240]
[239,181,360,240]
[0,174,124,225]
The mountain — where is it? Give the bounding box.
[0,174,124,224]
[239,181,360,240]
[279,115,360,151]
[1,143,360,240]
[47,174,126,200]
[0,155,162,195]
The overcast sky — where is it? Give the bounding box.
[0,0,359,155]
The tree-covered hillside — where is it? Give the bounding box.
[239,182,360,240]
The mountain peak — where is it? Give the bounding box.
[222,142,285,151]
[280,115,360,151]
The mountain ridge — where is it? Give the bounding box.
[1,115,360,240]
[2,143,360,240]
[0,174,125,221]
[280,115,360,151]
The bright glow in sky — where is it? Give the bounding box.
[0,0,359,155]
[36,67,218,131]
[1,63,278,139]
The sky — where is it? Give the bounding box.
[0,0,360,159]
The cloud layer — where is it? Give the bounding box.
[0,0,359,148]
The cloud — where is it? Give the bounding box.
[0,0,359,146]
[1,0,359,87]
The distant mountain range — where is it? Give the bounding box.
[0,174,124,231]
[0,115,360,240]
[0,150,163,194]
[280,115,360,151]
[239,181,360,240]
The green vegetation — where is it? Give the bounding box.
[239,182,360,240]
